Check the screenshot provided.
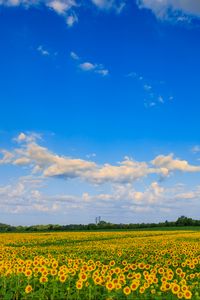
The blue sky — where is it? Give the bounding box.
[0,0,200,225]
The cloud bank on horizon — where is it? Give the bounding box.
[1,133,200,223]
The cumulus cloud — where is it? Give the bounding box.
[70,52,109,76]
[24,140,167,182]
[2,133,200,190]
[1,132,200,217]
[47,0,75,14]
[79,62,96,71]
[152,154,200,172]
[15,132,42,143]
[82,180,189,215]
[123,181,165,204]
[0,0,126,28]
[16,132,26,142]
[87,158,167,184]
[0,0,78,27]
[137,0,200,22]
[1,144,200,217]
[79,61,109,76]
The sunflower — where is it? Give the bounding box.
[172,283,180,294]
[106,281,114,291]
[115,283,122,290]
[139,286,145,294]
[76,280,83,290]
[25,269,32,277]
[59,274,67,283]
[184,290,192,299]
[79,272,87,281]
[39,276,48,284]
[123,286,131,296]
[51,268,57,276]
[109,260,115,267]
[130,281,139,291]
[177,291,184,299]
[25,285,33,294]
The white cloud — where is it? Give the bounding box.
[152,154,200,172]
[16,132,26,142]
[128,72,173,108]
[91,0,126,13]
[158,95,164,104]
[144,84,152,91]
[191,145,200,154]
[13,132,42,145]
[66,13,78,26]
[0,135,156,183]
[0,0,24,7]
[70,51,80,60]
[173,185,200,202]
[79,62,109,76]
[0,0,78,27]
[37,45,50,56]
[71,52,109,76]
[0,0,126,29]
[127,181,164,204]
[13,157,31,165]
[95,69,109,76]
[0,175,80,214]
[79,61,109,76]
[1,149,200,219]
[87,158,167,184]
[137,0,200,22]
[0,150,14,164]
[79,62,96,71]
[47,0,75,15]
[2,134,200,191]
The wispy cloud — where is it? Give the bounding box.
[191,145,200,154]
[91,0,126,13]
[127,72,174,108]
[37,45,50,56]
[70,51,80,60]
[66,13,78,26]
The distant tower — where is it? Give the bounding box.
[95,216,101,225]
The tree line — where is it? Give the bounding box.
[0,216,200,232]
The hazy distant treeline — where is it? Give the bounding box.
[0,216,200,232]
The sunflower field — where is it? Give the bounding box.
[0,230,200,299]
